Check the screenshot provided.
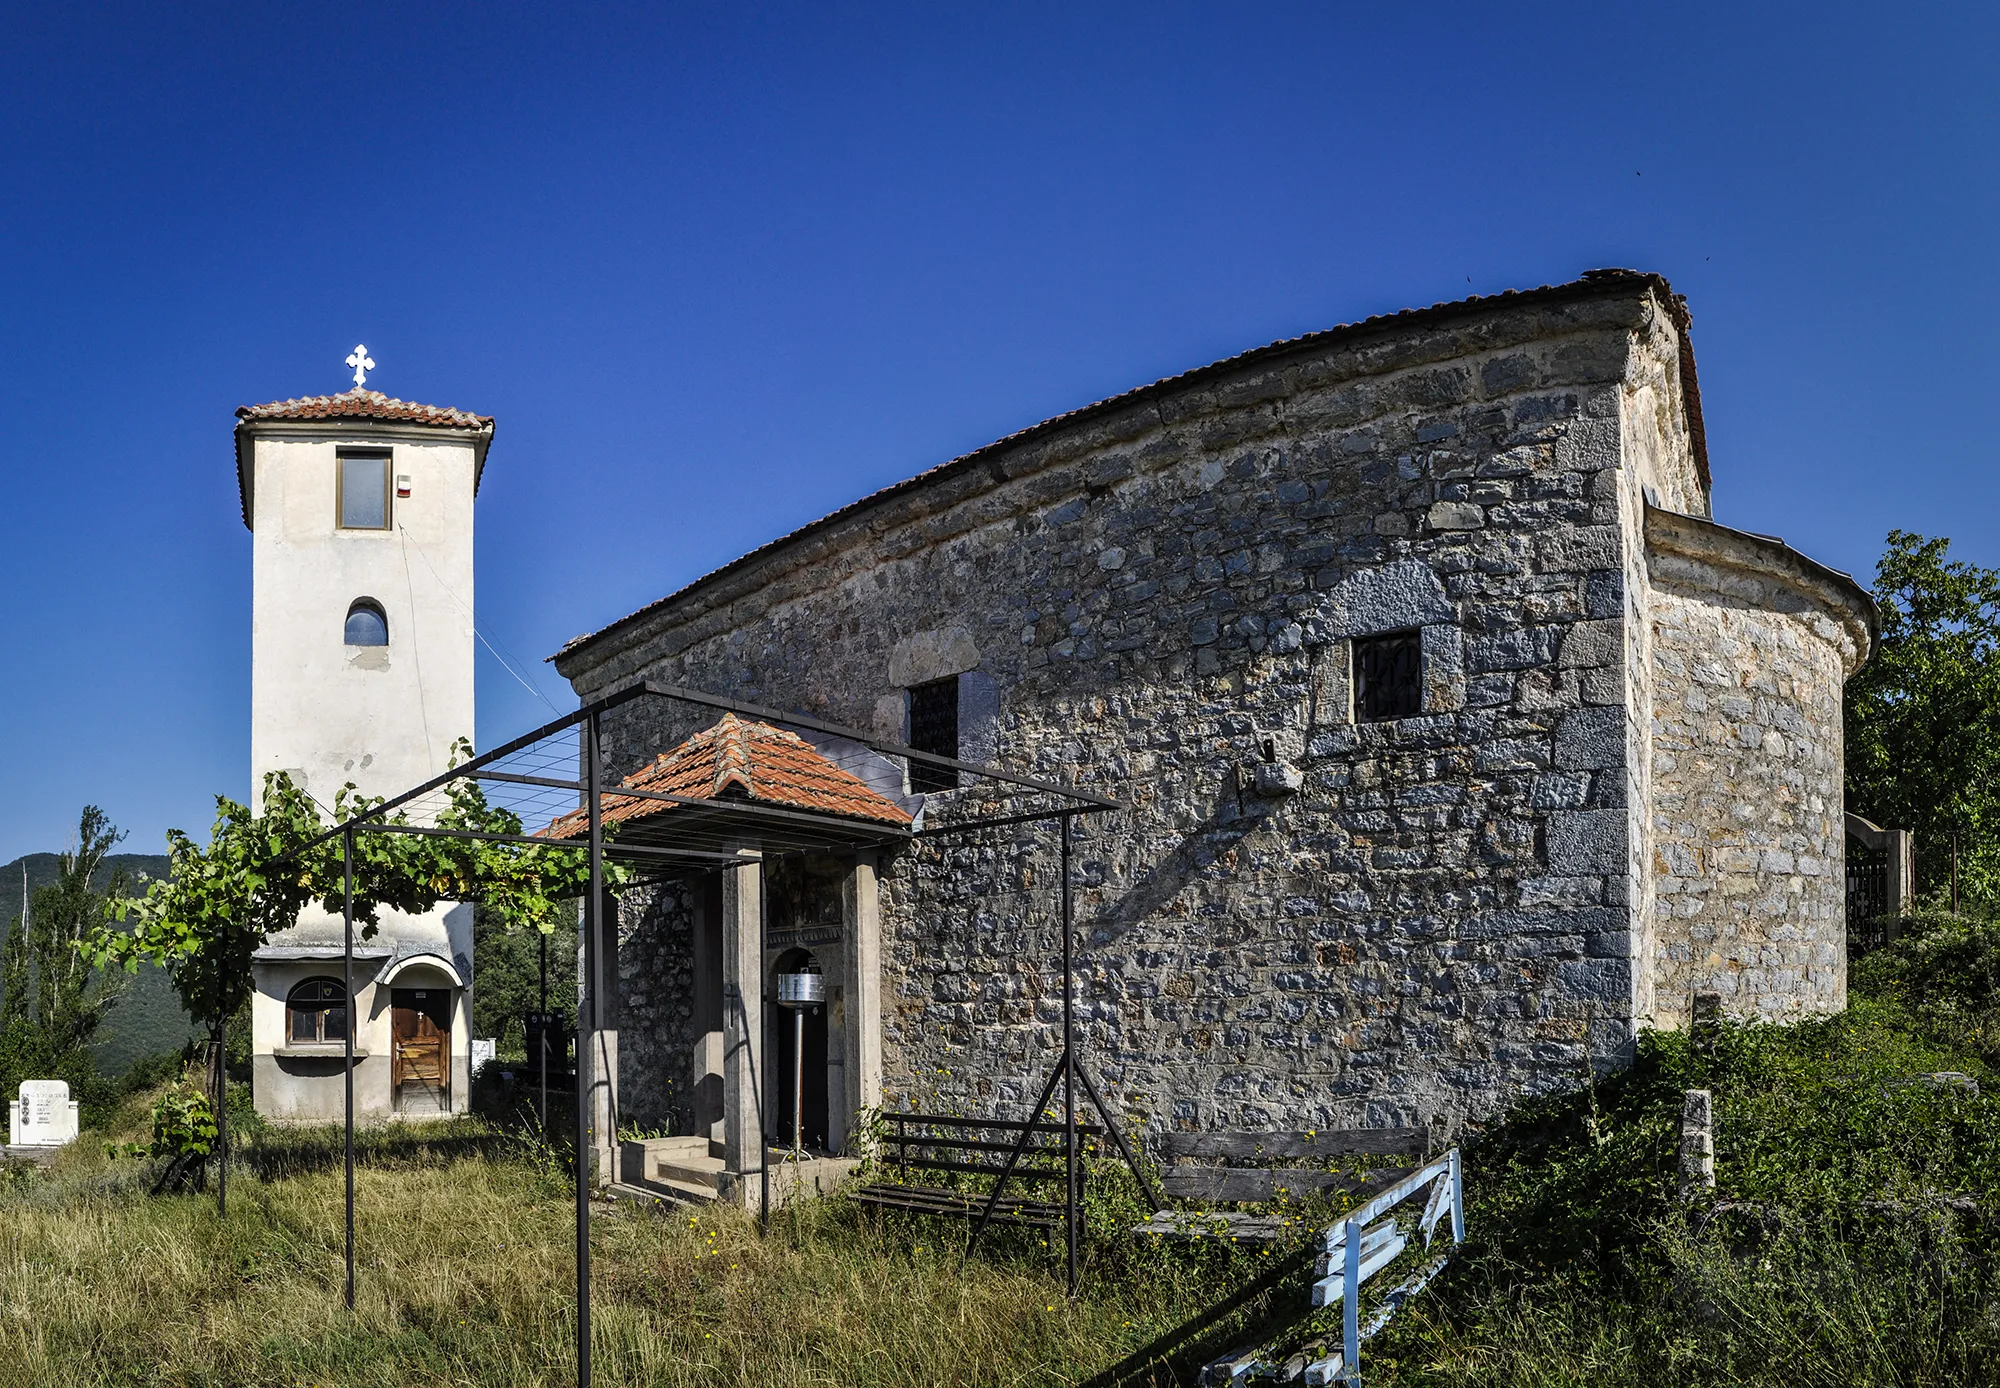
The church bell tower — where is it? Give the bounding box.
[233,348,493,1123]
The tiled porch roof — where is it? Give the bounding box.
[544,713,914,840]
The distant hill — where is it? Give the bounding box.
[2,850,203,1076]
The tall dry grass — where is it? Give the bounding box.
[0,1122,1241,1387]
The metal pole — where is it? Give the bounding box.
[343,825,356,1311]
[539,929,549,1136]
[216,1015,227,1218]
[792,1006,805,1158]
[1062,812,1077,1298]
[1342,1217,1361,1386]
[577,713,600,1388]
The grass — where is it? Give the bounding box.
[0,1094,1281,1387]
[7,913,2000,1386]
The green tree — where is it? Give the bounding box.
[472,906,578,1053]
[1845,530,2000,912]
[0,807,131,1116]
[85,743,611,1122]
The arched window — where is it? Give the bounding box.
[344,599,388,647]
[286,978,348,1044]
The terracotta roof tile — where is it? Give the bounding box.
[235,387,492,430]
[544,713,913,840]
[232,387,495,529]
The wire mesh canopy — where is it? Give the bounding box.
[300,680,1120,1388]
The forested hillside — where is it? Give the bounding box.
[1,850,200,1077]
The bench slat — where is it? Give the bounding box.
[884,1113,1102,1136]
[1160,1129,1428,1162]
[854,1184,1064,1228]
[1159,1166,1411,1204]
[886,1133,1074,1158]
[891,1155,1072,1184]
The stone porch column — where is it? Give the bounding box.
[841,851,883,1150]
[721,848,765,1181]
[583,887,619,1189]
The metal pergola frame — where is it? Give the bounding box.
[272,680,1122,1388]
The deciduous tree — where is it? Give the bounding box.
[1845,530,2000,912]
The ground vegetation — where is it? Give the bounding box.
[1,913,1994,1386]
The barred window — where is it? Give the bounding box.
[1354,630,1423,722]
[907,676,960,792]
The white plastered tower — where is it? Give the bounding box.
[234,364,493,1123]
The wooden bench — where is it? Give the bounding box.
[854,1112,1103,1230]
[1135,1127,1433,1243]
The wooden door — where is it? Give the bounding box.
[391,988,451,1112]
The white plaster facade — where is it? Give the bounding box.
[235,393,491,1123]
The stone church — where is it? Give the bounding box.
[553,269,1873,1160]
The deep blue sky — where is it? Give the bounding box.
[1,3,1994,861]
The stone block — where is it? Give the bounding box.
[1546,809,1627,874]
[1555,707,1625,770]
[1558,619,1621,669]
[1428,501,1485,531]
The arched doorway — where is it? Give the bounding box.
[377,956,463,1117]
[768,948,829,1152]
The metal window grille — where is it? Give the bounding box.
[1354,630,1423,722]
[907,676,960,792]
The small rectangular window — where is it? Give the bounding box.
[1353,630,1423,722]
[907,676,960,792]
[338,453,391,530]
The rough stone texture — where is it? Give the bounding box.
[1647,572,1856,1026]
[557,275,1872,1139]
[613,884,698,1133]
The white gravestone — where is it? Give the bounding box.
[8,1080,80,1148]
[471,1038,496,1074]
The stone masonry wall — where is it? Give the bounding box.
[569,280,1725,1136]
[1646,537,1859,1026]
[613,883,698,1133]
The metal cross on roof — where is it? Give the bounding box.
[345,344,375,388]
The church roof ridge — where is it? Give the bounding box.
[552,268,1704,668]
[235,386,493,430]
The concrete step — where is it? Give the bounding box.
[609,1178,714,1209]
[656,1154,727,1191]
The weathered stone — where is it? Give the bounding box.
[1554,707,1625,770]
[1546,809,1627,874]
[1428,501,1485,531]
[553,272,1873,1144]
